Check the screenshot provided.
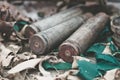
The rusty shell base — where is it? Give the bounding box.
[59,12,109,62]
[58,42,79,62]
[29,35,47,54]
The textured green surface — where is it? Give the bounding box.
[14,20,29,32]
[43,61,72,70]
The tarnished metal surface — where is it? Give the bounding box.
[59,12,109,62]
[111,16,120,48]
[113,34,120,48]
[24,5,83,38]
[29,13,92,55]
[111,16,120,35]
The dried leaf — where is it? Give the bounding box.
[0,75,10,80]
[38,56,59,76]
[14,70,27,80]
[67,75,81,80]
[8,58,41,74]
[48,57,65,64]
[104,69,120,80]
[103,43,112,55]
[55,70,79,80]
[39,62,51,77]
[30,75,54,80]
[2,55,14,67]
[7,44,21,54]
[0,43,12,63]
[17,52,37,60]
[115,69,120,80]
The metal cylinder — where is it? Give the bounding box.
[111,16,120,35]
[59,12,109,62]
[24,5,83,38]
[111,16,120,48]
[29,13,92,55]
[112,34,120,48]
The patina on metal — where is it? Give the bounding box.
[29,13,92,55]
[111,16,120,48]
[24,5,84,38]
[59,12,109,62]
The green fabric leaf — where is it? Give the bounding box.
[14,20,29,32]
[78,42,120,80]
[96,54,120,71]
[87,38,117,55]
[77,54,120,80]
[96,54,120,65]
[43,61,72,70]
[87,43,106,55]
[77,60,100,80]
